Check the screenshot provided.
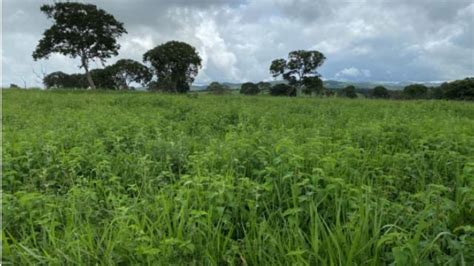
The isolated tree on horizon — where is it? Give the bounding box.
[143,41,202,93]
[207,82,230,94]
[32,2,127,89]
[372,85,389,98]
[270,50,326,96]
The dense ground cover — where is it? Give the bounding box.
[3,89,474,265]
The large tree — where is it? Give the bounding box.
[43,71,72,89]
[371,86,389,98]
[339,85,357,98]
[207,82,230,94]
[440,77,474,100]
[240,82,260,95]
[143,41,202,93]
[270,50,326,95]
[108,59,152,89]
[302,76,324,95]
[32,2,127,89]
[403,84,428,99]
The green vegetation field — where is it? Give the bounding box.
[3,89,474,265]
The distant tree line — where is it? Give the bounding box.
[209,77,471,101]
[335,78,474,100]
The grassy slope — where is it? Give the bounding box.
[3,89,474,265]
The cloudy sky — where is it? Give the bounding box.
[2,0,473,87]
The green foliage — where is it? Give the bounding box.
[89,68,117,89]
[404,84,428,99]
[143,41,202,93]
[339,85,358,98]
[269,59,287,77]
[43,71,75,89]
[302,76,324,95]
[441,77,474,100]
[43,71,88,89]
[207,82,230,94]
[240,82,260,95]
[257,81,272,93]
[270,50,326,94]
[43,69,117,89]
[33,2,127,88]
[3,90,474,264]
[372,86,389,98]
[270,83,296,96]
[108,59,152,89]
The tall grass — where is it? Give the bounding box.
[3,89,474,264]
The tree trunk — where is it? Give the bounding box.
[84,67,96,89]
[81,56,96,89]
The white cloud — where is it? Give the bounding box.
[335,67,371,80]
[195,18,240,82]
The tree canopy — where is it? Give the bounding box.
[302,77,324,95]
[440,78,474,100]
[270,50,326,95]
[340,85,357,98]
[207,82,230,94]
[257,82,272,93]
[403,84,428,99]
[108,59,152,89]
[372,86,389,98]
[240,82,260,95]
[43,71,73,89]
[143,41,202,93]
[33,2,127,89]
[270,83,296,96]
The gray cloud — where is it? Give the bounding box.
[2,0,473,87]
